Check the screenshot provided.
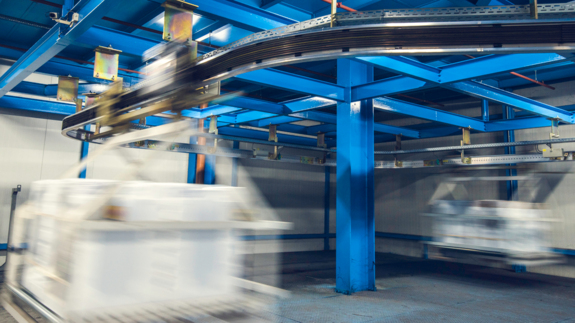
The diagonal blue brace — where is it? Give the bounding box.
[446,81,573,123]
[336,59,375,295]
[0,0,132,99]
[373,97,485,131]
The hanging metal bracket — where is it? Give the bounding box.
[460,128,472,164]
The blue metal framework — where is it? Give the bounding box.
[4,0,575,295]
[336,59,375,294]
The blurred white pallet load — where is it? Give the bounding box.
[14,179,290,322]
[3,121,291,323]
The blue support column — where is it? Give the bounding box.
[482,100,490,122]
[503,105,518,200]
[187,119,198,184]
[231,141,239,187]
[324,166,331,251]
[204,122,216,185]
[78,124,89,179]
[335,59,375,294]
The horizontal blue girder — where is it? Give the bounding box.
[0,95,76,115]
[446,81,573,123]
[77,26,160,57]
[218,126,319,146]
[284,96,336,113]
[355,56,440,83]
[150,0,296,32]
[0,0,133,99]
[373,97,485,131]
[352,76,433,101]
[352,54,573,101]
[199,105,242,118]
[235,111,278,124]
[486,117,557,131]
[439,54,570,84]
[241,233,335,241]
[216,95,285,114]
[235,69,346,102]
[256,116,301,126]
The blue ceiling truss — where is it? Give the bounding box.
[1,0,575,148]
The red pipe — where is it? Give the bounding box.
[509,72,555,90]
[321,0,357,12]
[466,55,555,90]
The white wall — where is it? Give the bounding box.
[0,108,191,243]
[0,108,81,242]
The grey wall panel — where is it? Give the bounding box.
[237,157,326,236]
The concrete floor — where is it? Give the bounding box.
[1,251,575,322]
[250,251,575,323]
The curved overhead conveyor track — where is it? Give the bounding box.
[62,3,575,140]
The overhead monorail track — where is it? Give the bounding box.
[62,3,575,139]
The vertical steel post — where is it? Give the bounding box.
[231,141,239,187]
[196,118,206,184]
[330,0,338,27]
[335,59,375,294]
[482,100,489,122]
[187,119,198,184]
[78,126,89,178]
[324,166,331,251]
[204,120,216,185]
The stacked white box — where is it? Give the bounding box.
[20,179,257,321]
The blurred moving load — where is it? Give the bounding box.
[9,179,290,322]
[426,195,563,268]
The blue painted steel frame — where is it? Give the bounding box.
[79,124,90,179]
[231,141,240,187]
[336,59,375,294]
[0,0,133,98]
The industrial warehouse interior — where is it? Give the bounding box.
[2,0,575,322]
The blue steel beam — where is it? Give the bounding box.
[0,0,132,98]
[486,117,556,131]
[283,96,336,113]
[352,54,572,101]
[149,0,297,32]
[235,111,277,124]
[235,69,345,101]
[287,110,419,138]
[0,95,76,115]
[354,56,441,83]
[446,81,573,122]
[218,127,320,146]
[255,116,300,127]
[77,26,159,57]
[373,97,485,131]
[352,76,434,101]
[440,54,570,84]
[215,96,285,114]
[199,106,242,118]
